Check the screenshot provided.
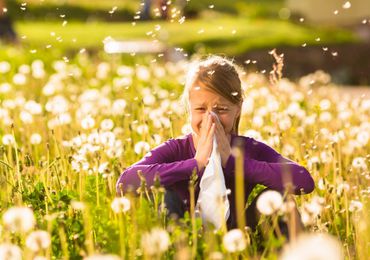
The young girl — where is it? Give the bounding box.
[116,55,315,231]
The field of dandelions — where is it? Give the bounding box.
[0,48,369,260]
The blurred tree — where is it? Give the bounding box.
[0,0,17,43]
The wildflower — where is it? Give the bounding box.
[20,110,33,124]
[0,83,11,93]
[13,73,26,85]
[0,61,11,73]
[319,111,332,122]
[81,115,95,130]
[111,197,131,213]
[134,141,150,154]
[356,131,369,146]
[141,228,170,256]
[3,206,36,233]
[24,100,42,114]
[2,134,15,145]
[34,256,47,260]
[352,157,368,170]
[0,243,22,260]
[30,133,42,145]
[222,229,247,253]
[136,124,149,135]
[280,233,344,260]
[70,200,85,211]
[256,190,283,215]
[349,200,363,212]
[301,196,325,226]
[84,254,120,260]
[100,119,114,131]
[111,99,127,115]
[209,251,224,260]
[26,230,51,252]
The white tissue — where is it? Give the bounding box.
[196,112,230,229]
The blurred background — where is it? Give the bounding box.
[1,0,369,85]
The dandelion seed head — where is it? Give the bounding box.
[26,230,51,252]
[222,229,247,252]
[256,190,283,215]
[281,233,344,260]
[0,243,22,260]
[84,254,121,260]
[141,228,170,256]
[3,206,36,233]
[30,133,42,145]
[349,200,363,212]
[111,197,131,213]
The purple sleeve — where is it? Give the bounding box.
[116,140,200,194]
[223,138,314,194]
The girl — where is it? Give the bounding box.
[116,55,315,231]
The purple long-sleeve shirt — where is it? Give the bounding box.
[116,133,315,212]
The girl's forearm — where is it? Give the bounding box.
[116,159,201,194]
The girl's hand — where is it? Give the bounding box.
[194,112,216,170]
[213,115,232,168]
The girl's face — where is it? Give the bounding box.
[189,82,241,136]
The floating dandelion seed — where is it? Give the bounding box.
[334,10,339,15]
[231,29,237,35]
[30,49,37,54]
[245,59,251,64]
[60,14,65,18]
[209,5,214,9]
[302,43,307,47]
[132,22,136,26]
[299,17,304,22]
[231,91,239,96]
[198,28,204,34]
[331,51,338,56]
[194,86,201,90]
[315,37,321,42]
[62,20,67,27]
[3,8,8,13]
[323,47,328,51]
[342,1,351,9]
[178,16,185,24]
[362,19,367,24]
[109,6,118,14]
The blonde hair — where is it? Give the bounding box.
[181,55,244,134]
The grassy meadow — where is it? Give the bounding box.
[0,46,369,259]
[0,0,369,259]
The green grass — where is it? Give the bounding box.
[15,17,356,56]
